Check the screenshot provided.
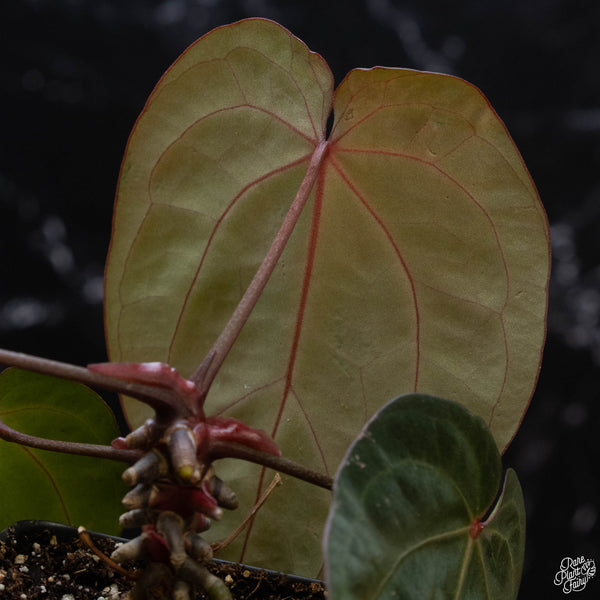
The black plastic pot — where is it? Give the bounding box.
[0,520,325,599]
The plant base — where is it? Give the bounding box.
[0,521,325,600]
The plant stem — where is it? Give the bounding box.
[0,352,334,488]
[192,140,329,396]
[0,348,182,417]
[208,440,333,490]
[0,414,332,487]
[0,417,140,463]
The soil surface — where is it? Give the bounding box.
[0,526,326,600]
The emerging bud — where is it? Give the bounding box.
[184,531,213,563]
[195,481,223,520]
[111,535,146,564]
[119,508,160,529]
[122,449,169,487]
[189,512,211,533]
[209,475,238,510]
[125,418,162,450]
[156,511,187,570]
[122,483,153,510]
[167,424,200,484]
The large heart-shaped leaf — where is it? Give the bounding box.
[323,394,526,599]
[104,18,549,573]
[0,369,126,534]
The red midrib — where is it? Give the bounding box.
[239,150,328,563]
[272,159,326,438]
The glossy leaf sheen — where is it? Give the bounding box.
[104,19,549,573]
[324,394,525,600]
[0,369,126,534]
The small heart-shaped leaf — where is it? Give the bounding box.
[0,369,126,534]
[324,394,526,600]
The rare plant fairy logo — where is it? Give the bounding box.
[554,556,596,593]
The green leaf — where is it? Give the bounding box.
[323,394,526,600]
[0,369,127,534]
[104,18,548,573]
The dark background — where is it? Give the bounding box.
[1,1,599,597]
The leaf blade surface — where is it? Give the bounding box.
[104,19,548,573]
[0,369,126,534]
[323,394,526,600]
[328,68,549,450]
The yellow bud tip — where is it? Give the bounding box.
[178,464,194,481]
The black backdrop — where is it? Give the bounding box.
[1,1,599,598]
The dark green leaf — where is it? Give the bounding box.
[324,394,525,599]
[0,369,127,534]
